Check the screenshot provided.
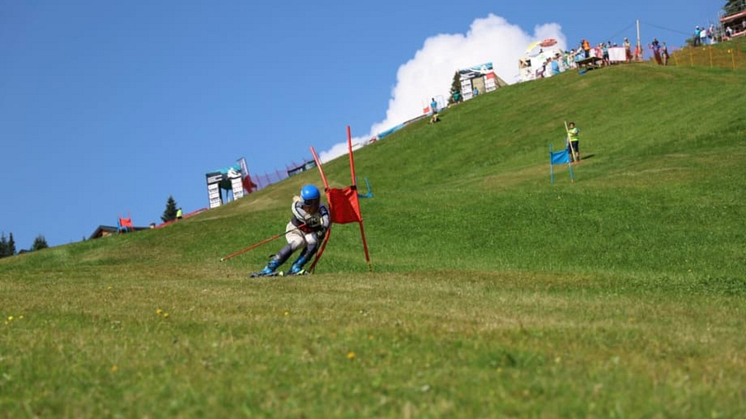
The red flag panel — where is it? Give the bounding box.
[326,187,362,224]
[242,176,258,193]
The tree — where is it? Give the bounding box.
[0,232,15,258]
[0,232,7,258]
[448,71,462,104]
[724,0,745,15]
[32,235,48,251]
[7,233,16,256]
[161,196,179,223]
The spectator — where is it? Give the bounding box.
[550,57,560,75]
[563,51,574,69]
[694,26,701,46]
[699,28,707,46]
[649,39,662,65]
[661,42,669,66]
[602,42,610,66]
[635,43,642,61]
[594,43,603,60]
[176,207,183,220]
[429,98,440,123]
[624,38,632,62]
[582,39,591,58]
[473,87,479,97]
[574,48,586,66]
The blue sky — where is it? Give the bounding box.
[1,0,720,249]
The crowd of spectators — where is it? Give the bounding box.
[536,19,746,78]
[531,13,746,79]
[695,20,745,44]
[694,25,717,46]
[532,37,648,78]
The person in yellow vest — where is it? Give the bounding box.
[567,122,580,162]
[176,208,183,220]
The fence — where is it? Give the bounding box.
[669,42,746,70]
[248,159,315,192]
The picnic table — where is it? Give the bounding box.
[576,56,603,70]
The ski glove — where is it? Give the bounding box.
[306,215,322,228]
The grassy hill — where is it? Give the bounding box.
[2,59,745,418]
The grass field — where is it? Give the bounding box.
[2,54,746,418]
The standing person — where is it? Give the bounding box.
[430,98,439,123]
[661,42,670,65]
[582,39,591,58]
[550,57,560,75]
[537,60,546,78]
[567,122,580,162]
[649,39,662,65]
[253,184,330,277]
[176,207,183,220]
[699,27,707,46]
[602,42,610,66]
[694,27,701,46]
[624,38,632,62]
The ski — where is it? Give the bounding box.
[248,270,310,278]
[249,271,282,278]
[283,269,311,276]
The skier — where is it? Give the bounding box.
[253,184,330,277]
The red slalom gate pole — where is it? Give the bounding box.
[220,224,306,262]
[346,126,371,270]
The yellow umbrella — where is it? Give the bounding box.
[526,41,541,55]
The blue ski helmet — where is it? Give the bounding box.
[300,184,320,205]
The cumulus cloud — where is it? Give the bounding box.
[318,13,566,163]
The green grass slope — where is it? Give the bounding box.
[1,63,745,418]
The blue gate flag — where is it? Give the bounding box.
[549,143,574,183]
[550,148,572,164]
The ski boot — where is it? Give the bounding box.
[250,258,281,278]
[288,255,309,276]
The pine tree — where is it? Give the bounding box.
[7,233,16,256]
[32,235,48,251]
[724,0,745,15]
[0,232,7,258]
[448,71,462,104]
[161,196,179,223]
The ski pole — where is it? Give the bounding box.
[220,224,306,262]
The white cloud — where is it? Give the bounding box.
[319,13,566,163]
[318,141,353,164]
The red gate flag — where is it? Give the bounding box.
[326,187,362,224]
[309,126,371,272]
